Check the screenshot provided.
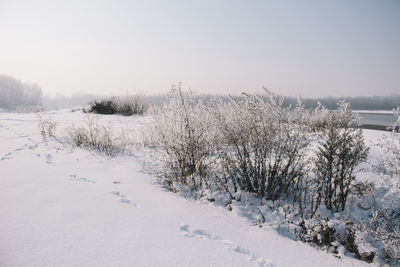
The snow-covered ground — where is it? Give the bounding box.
[0,110,377,266]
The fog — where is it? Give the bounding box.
[1,73,398,111]
[42,93,99,109]
[0,74,42,109]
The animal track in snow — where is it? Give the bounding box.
[109,191,139,207]
[46,154,55,165]
[178,224,274,267]
[1,142,38,158]
[28,144,38,150]
[1,142,38,161]
[69,174,96,183]
[1,152,13,161]
[14,144,28,151]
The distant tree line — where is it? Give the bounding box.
[0,74,42,109]
[1,74,398,111]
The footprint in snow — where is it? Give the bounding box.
[109,191,139,207]
[28,144,38,150]
[1,152,13,161]
[46,154,55,165]
[2,144,38,160]
[178,224,274,267]
[14,144,28,151]
[69,174,96,183]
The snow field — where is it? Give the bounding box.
[0,110,371,266]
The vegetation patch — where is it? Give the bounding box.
[67,114,129,156]
[87,95,148,116]
[145,86,400,264]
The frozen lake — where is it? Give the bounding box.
[357,112,397,127]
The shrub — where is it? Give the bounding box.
[378,107,400,176]
[314,101,369,212]
[148,86,215,189]
[87,95,148,116]
[370,202,400,262]
[37,113,57,141]
[68,114,129,156]
[373,107,400,262]
[115,95,148,115]
[88,99,117,114]
[145,89,400,263]
[309,102,330,132]
[148,88,315,201]
[352,181,399,263]
[214,89,312,201]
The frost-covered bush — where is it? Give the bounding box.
[37,113,57,141]
[145,89,400,263]
[288,215,375,262]
[370,201,400,262]
[378,107,400,177]
[115,95,149,116]
[352,181,400,263]
[297,217,337,248]
[372,107,400,262]
[147,86,215,188]
[314,101,369,212]
[87,95,148,116]
[214,90,312,201]
[309,102,330,132]
[68,114,129,156]
[0,74,42,109]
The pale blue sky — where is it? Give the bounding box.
[0,0,399,97]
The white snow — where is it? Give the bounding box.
[0,110,371,266]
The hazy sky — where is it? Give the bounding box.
[0,0,399,97]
